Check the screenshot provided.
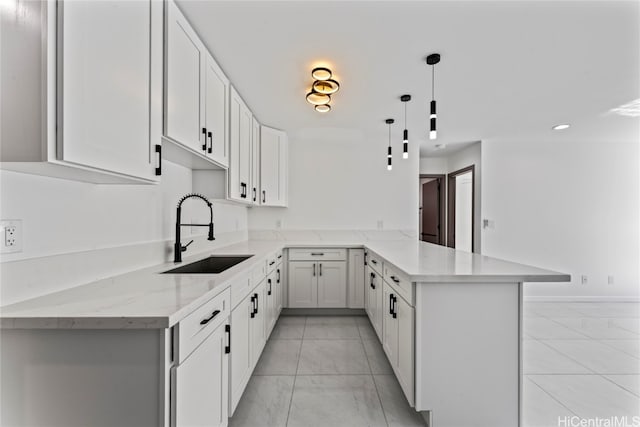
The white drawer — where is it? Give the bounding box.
[383,264,414,306]
[367,251,384,275]
[175,288,230,364]
[230,272,252,310]
[250,260,267,288]
[288,248,347,261]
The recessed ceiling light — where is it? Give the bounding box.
[552,124,570,130]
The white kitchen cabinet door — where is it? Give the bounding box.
[249,282,266,365]
[275,264,283,314]
[165,0,203,154]
[204,52,229,167]
[317,261,347,308]
[348,249,365,308]
[288,262,317,308]
[259,126,288,206]
[382,283,399,367]
[59,0,157,180]
[264,273,277,337]
[229,88,252,202]
[367,268,383,341]
[251,118,261,204]
[395,294,415,406]
[172,321,228,427]
[229,295,252,415]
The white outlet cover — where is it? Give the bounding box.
[1,219,23,254]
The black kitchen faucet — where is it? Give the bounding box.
[174,193,215,262]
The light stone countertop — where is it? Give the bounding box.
[0,237,569,329]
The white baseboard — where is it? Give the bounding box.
[524,296,640,303]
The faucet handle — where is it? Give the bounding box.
[181,240,194,252]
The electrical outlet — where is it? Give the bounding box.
[1,220,22,254]
[581,275,588,285]
[608,275,614,285]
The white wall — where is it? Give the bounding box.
[0,161,248,304]
[248,127,419,232]
[482,132,639,300]
[420,142,482,251]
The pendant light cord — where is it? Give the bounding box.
[431,65,435,100]
[404,102,407,128]
[388,123,391,147]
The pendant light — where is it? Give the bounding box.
[385,118,394,171]
[400,95,411,159]
[426,53,440,140]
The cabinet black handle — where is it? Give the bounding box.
[268,278,272,296]
[155,144,162,176]
[277,269,280,283]
[389,294,394,316]
[319,263,322,276]
[364,252,368,266]
[311,252,324,256]
[277,254,282,259]
[262,190,266,203]
[370,259,378,265]
[200,309,221,325]
[313,263,316,277]
[250,295,255,318]
[269,261,275,266]
[207,131,213,153]
[241,183,247,198]
[370,272,375,289]
[392,295,397,318]
[254,293,259,314]
[390,275,400,284]
[253,188,257,202]
[202,127,207,151]
[225,324,231,354]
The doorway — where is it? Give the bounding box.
[447,165,475,252]
[419,174,445,245]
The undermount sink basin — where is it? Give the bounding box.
[162,255,253,274]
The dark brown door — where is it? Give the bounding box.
[421,180,440,244]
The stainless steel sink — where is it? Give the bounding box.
[162,255,253,274]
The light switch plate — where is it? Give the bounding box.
[1,219,23,254]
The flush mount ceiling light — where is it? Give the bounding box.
[400,94,411,159]
[311,67,332,80]
[426,53,441,140]
[386,118,394,171]
[307,66,340,112]
[306,91,331,105]
[313,79,340,94]
[552,124,571,130]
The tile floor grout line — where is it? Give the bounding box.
[525,375,581,418]
[357,316,391,427]
[597,373,640,398]
[596,339,640,360]
[284,316,306,427]
[532,339,599,375]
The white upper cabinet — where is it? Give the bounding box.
[259,126,288,207]
[250,118,261,205]
[0,0,162,183]
[165,0,229,169]
[229,87,253,203]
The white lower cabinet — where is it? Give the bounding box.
[229,279,266,415]
[288,261,346,308]
[275,262,284,313]
[381,281,415,407]
[366,266,383,341]
[264,270,278,337]
[317,261,347,307]
[172,320,229,427]
[348,249,365,308]
[288,261,317,308]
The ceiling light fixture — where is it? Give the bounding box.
[307,67,340,112]
[400,94,411,159]
[386,118,394,171]
[552,124,570,130]
[311,67,332,81]
[426,53,440,140]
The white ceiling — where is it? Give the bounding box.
[178,0,640,157]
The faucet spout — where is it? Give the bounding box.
[174,193,216,263]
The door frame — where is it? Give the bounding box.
[419,174,446,245]
[447,165,475,251]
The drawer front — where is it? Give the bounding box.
[250,260,267,288]
[288,248,347,261]
[367,252,384,275]
[383,264,414,306]
[230,272,252,310]
[176,288,231,363]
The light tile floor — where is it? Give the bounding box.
[231,302,640,427]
